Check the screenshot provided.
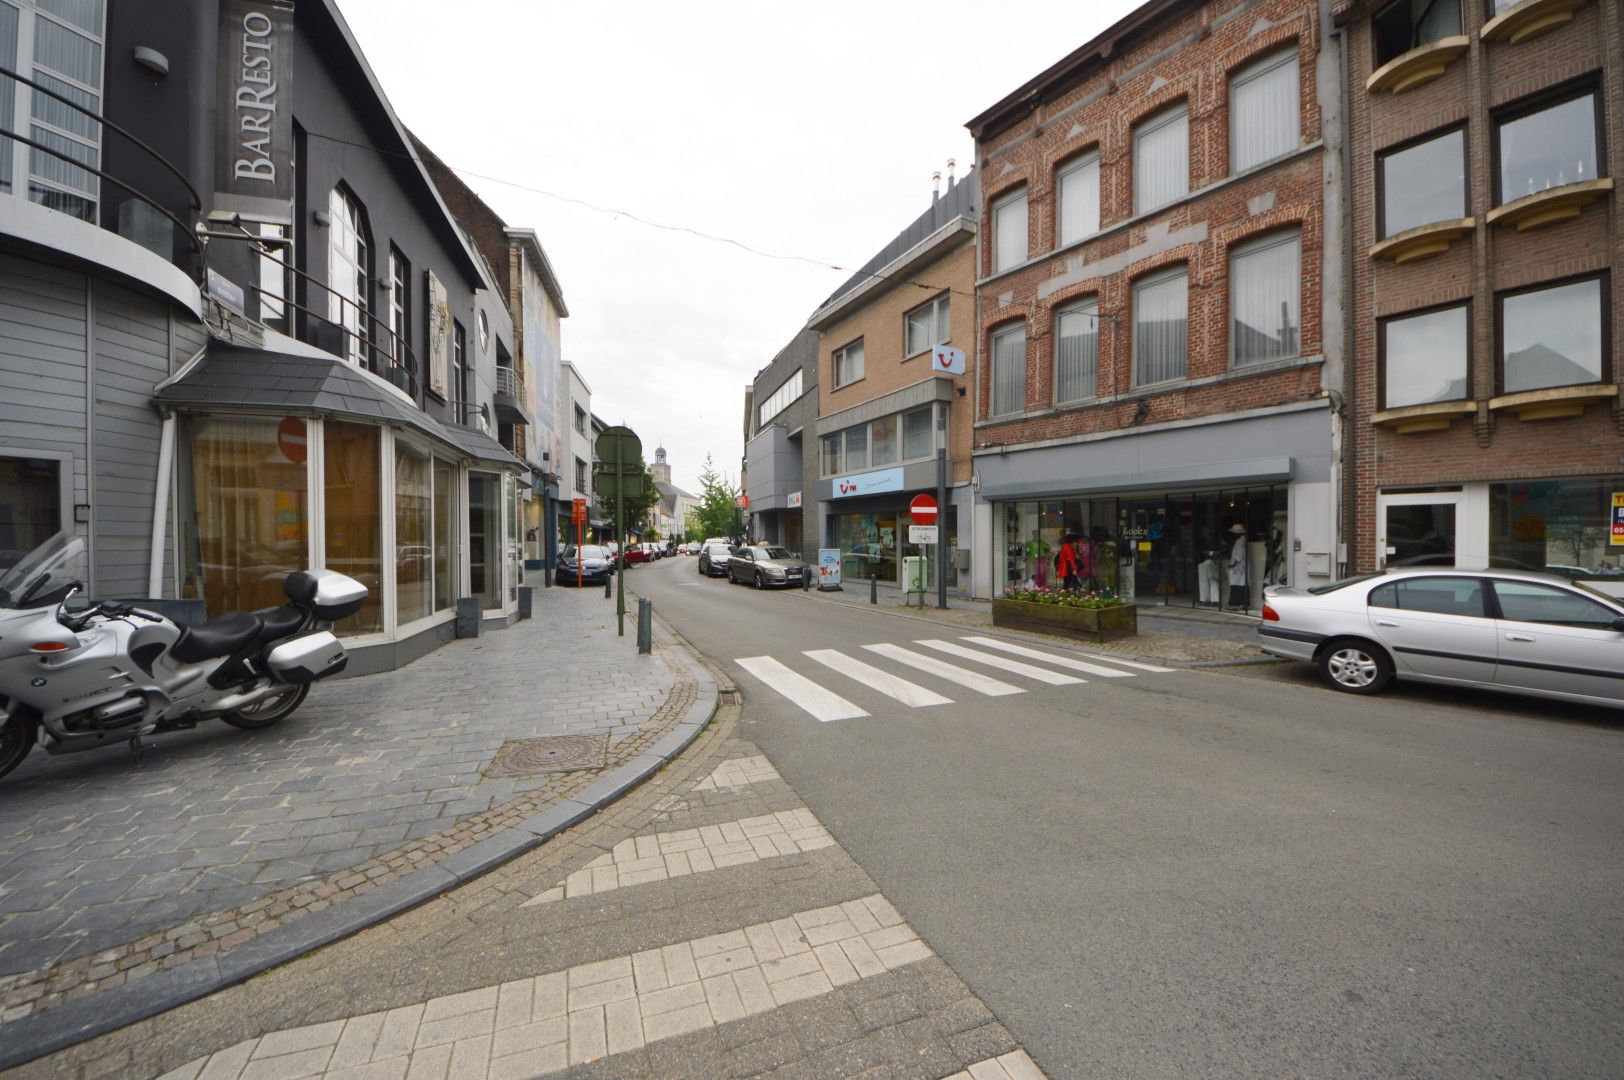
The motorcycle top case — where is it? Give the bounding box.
[302,570,368,621]
[265,630,347,684]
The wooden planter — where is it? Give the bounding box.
[991,599,1138,642]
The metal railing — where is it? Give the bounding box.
[0,64,203,281]
[250,262,419,398]
[496,364,524,398]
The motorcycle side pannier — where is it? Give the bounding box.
[296,570,368,621]
[266,631,347,683]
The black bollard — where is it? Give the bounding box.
[603,575,611,599]
[870,572,877,605]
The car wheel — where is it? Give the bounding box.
[1317,639,1393,695]
[753,571,763,589]
[699,559,707,575]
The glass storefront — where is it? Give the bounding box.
[997,486,1288,610]
[1491,476,1624,582]
[395,442,433,625]
[434,458,455,612]
[469,472,503,609]
[829,505,959,590]
[325,422,383,635]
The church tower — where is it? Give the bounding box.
[651,445,672,485]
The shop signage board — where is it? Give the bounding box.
[931,345,966,375]
[572,498,587,526]
[832,466,904,499]
[1613,493,1624,546]
[788,491,802,509]
[217,0,296,203]
[908,493,938,524]
[909,525,938,544]
[817,548,843,590]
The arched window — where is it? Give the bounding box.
[327,186,369,366]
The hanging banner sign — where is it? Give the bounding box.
[1612,492,1624,546]
[216,0,296,203]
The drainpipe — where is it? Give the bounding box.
[1336,18,1355,576]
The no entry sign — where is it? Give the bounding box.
[909,493,938,525]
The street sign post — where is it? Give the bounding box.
[908,493,938,525]
[572,498,587,588]
[908,525,938,544]
[908,494,939,608]
[595,427,643,635]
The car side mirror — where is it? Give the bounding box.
[1612,617,1624,632]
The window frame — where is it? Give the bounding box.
[1132,101,1190,215]
[1372,0,1462,68]
[1491,79,1605,208]
[387,246,411,368]
[832,338,865,389]
[1228,47,1300,175]
[821,405,939,478]
[1056,149,1101,247]
[1494,271,1610,396]
[1228,228,1302,368]
[757,368,805,426]
[1378,299,1472,410]
[904,293,951,358]
[990,187,1029,275]
[1053,296,1100,404]
[573,404,587,434]
[1131,264,1190,388]
[1377,123,1468,239]
[989,321,1027,418]
[3,0,108,220]
[327,185,371,367]
[450,319,467,424]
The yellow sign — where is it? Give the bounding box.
[1137,541,1153,553]
[1612,492,1624,546]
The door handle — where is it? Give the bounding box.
[1505,633,1535,643]
[1374,619,1399,628]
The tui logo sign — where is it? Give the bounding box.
[831,467,904,499]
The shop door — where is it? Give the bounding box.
[1377,492,1462,570]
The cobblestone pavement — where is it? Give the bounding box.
[20,672,1052,1080]
[0,589,689,1054]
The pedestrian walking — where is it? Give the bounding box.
[1076,533,1097,592]
[1056,533,1080,591]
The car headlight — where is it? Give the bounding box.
[767,568,786,578]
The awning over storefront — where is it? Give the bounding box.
[155,342,524,471]
[975,455,1295,501]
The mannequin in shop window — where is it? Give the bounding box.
[1226,522,1249,609]
[1027,531,1052,588]
[1198,531,1223,605]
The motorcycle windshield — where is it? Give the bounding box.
[0,532,87,608]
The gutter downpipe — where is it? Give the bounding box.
[1336,16,1355,578]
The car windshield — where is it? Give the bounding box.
[756,546,793,560]
[1306,573,1381,595]
[566,545,608,560]
[0,531,87,608]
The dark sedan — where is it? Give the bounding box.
[728,545,807,588]
[697,541,735,577]
[556,544,615,586]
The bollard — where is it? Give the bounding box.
[636,597,652,654]
[802,566,810,592]
[604,575,611,599]
[870,573,877,605]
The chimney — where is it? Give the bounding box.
[946,158,956,186]
[932,170,942,200]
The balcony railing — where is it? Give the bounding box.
[0,64,203,282]
[496,364,524,397]
[250,265,419,399]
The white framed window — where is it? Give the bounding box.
[990,323,1026,417]
[1381,303,1468,408]
[1499,276,1606,394]
[573,404,587,434]
[991,188,1028,274]
[905,293,950,356]
[822,406,938,477]
[255,221,289,327]
[327,186,369,366]
[1132,266,1188,386]
[0,0,106,220]
[901,406,934,460]
[1057,151,1100,246]
[833,339,864,388]
[387,247,410,367]
[1230,230,1301,366]
[1133,103,1188,215]
[574,456,587,494]
[757,369,804,426]
[1054,298,1099,403]
[1230,49,1298,174]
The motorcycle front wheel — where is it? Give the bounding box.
[0,713,36,781]
[221,684,309,730]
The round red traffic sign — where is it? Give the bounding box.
[277,416,307,464]
[908,493,938,525]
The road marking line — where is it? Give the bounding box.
[168,896,933,1079]
[735,656,868,722]
[960,636,1136,677]
[804,649,954,708]
[861,643,1025,696]
[913,640,1084,685]
[692,755,781,791]
[521,809,833,907]
[1077,651,1175,672]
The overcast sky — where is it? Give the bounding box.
[338,0,1137,494]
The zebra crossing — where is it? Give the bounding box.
[735,636,1173,722]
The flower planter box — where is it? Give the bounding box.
[991,598,1138,642]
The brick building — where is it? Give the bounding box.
[1339,0,1624,589]
[806,173,979,594]
[964,0,1346,608]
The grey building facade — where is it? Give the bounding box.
[745,328,819,554]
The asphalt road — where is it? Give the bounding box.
[634,557,1624,1079]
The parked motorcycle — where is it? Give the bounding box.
[0,533,365,782]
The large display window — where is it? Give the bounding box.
[324,422,383,635]
[469,472,503,609]
[1491,477,1624,582]
[395,442,433,625]
[434,458,455,612]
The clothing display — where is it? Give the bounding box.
[1198,554,1222,603]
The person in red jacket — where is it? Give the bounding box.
[1056,533,1081,591]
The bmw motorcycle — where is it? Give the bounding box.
[0,532,365,782]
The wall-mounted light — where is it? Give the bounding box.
[313,210,333,228]
[132,46,169,76]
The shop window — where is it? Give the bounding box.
[990,323,1026,417]
[1230,49,1298,174]
[1054,298,1099,403]
[1373,0,1461,67]
[1379,128,1467,237]
[327,187,370,366]
[184,417,308,618]
[870,414,898,467]
[0,454,62,570]
[468,472,502,609]
[1382,303,1469,407]
[991,187,1027,273]
[1496,88,1600,204]
[323,422,382,635]
[1133,103,1188,215]
[904,294,950,357]
[1133,267,1188,386]
[833,339,864,388]
[1491,476,1624,580]
[1230,230,1300,366]
[1057,152,1100,246]
[395,442,433,625]
[902,407,934,461]
[433,457,454,612]
[1499,276,1605,394]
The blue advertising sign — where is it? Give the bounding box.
[832,466,905,499]
[817,548,843,590]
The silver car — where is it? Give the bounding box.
[727,545,806,589]
[1259,567,1624,708]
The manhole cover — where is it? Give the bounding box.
[485,735,607,778]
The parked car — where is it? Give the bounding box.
[697,541,735,577]
[677,543,692,556]
[642,542,664,561]
[556,544,615,586]
[1259,566,1624,708]
[728,545,807,589]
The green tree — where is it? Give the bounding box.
[691,455,740,541]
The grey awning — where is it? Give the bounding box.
[975,454,1295,501]
[156,342,522,470]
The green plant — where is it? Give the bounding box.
[1000,586,1125,609]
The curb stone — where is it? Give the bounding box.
[0,622,719,1073]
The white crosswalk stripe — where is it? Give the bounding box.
[736,656,868,722]
[804,649,954,708]
[860,643,1025,696]
[960,636,1135,677]
[913,640,1085,685]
